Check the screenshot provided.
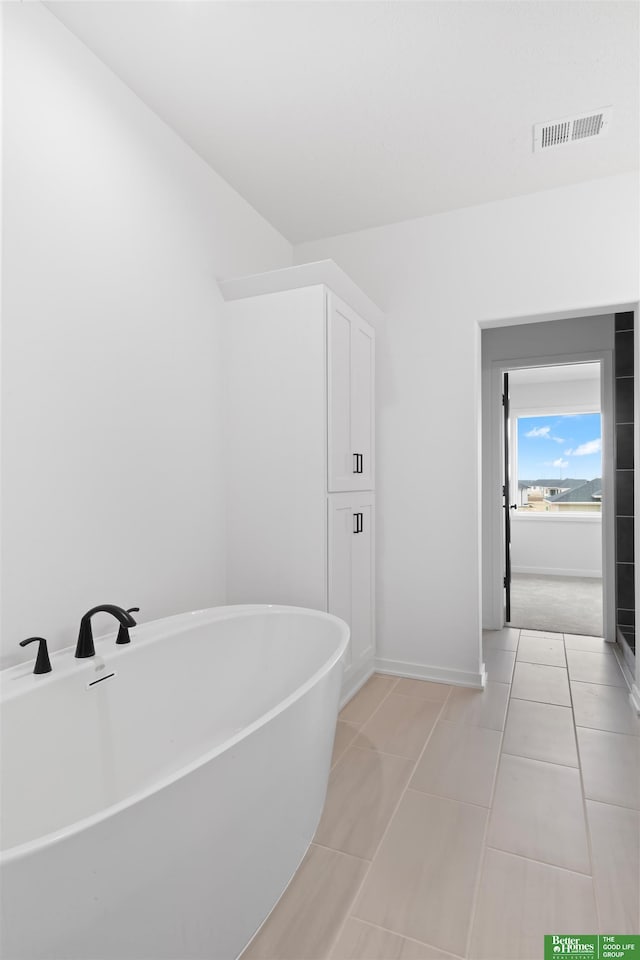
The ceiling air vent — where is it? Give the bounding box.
[534,107,611,152]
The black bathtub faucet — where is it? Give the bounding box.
[116,607,140,645]
[75,604,138,659]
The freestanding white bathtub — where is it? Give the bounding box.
[0,604,349,960]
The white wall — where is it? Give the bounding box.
[510,376,601,416]
[511,515,602,578]
[295,173,639,683]
[1,4,292,667]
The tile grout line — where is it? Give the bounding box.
[330,632,630,957]
[338,741,443,763]
[574,722,640,739]
[478,628,634,947]
[351,674,399,724]
[563,632,602,933]
[383,689,455,702]
[323,679,455,959]
[337,680,453,763]
[500,749,579,770]
[463,628,518,959]
[569,679,630,691]
[574,721,640,742]
[491,635,597,890]
[575,795,640,814]
[339,673,453,756]
[381,784,497,812]
[482,843,596,879]
[340,916,466,960]
[322,673,401,954]
[510,693,573,707]
[315,673,401,956]
[330,726,360,769]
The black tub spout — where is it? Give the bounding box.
[75,604,137,658]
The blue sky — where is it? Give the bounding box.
[517,413,602,482]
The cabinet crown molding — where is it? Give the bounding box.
[217,259,384,329]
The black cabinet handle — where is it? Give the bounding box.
[353,453,363,474]
[353,512,364,534]
[19,636,52,674]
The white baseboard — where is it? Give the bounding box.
[629,683,640,716]
[512,565,602,578]
[340,654,489,709]
[375,657,486,690]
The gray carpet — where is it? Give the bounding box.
[508,573,603,637]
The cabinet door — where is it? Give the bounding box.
[350,316,375,490]
[327,294,375,491]
[328,492,375,677]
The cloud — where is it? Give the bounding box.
[565,438,601,457]
[552,458,569,468]
[524,425,565,443]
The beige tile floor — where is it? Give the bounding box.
[242,630,639,960]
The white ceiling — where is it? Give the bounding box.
[46,1,639,244]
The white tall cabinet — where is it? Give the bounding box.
[219,261,380,698]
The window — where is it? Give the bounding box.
[516,413,602,513]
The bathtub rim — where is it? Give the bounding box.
[0,604,349,865]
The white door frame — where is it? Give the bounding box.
[485,349,615,640]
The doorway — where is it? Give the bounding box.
[503,362,604,637]
[481,312,616,644]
